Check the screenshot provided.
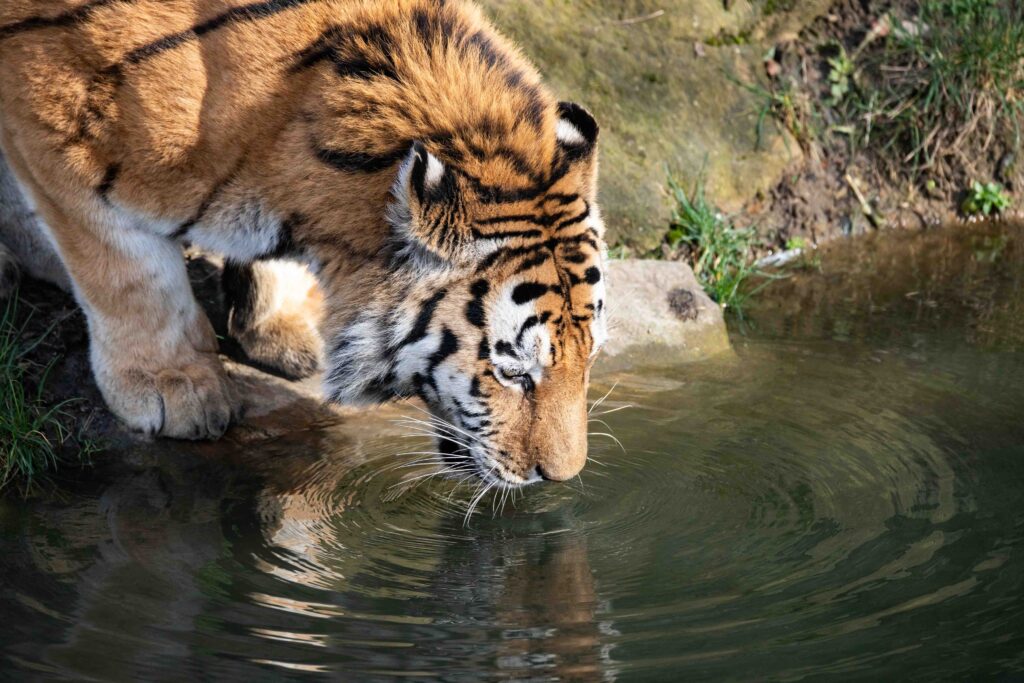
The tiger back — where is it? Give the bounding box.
[0,0,609,484]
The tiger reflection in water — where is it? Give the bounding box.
[5,412,616,679]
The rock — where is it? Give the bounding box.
[479,1,832,250]
[599,259,732,372]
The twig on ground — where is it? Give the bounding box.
[616,10,664,26]
[845,173,884,229]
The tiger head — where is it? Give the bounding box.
[321,102,607,486]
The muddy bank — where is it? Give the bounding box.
[737,0,1023,257]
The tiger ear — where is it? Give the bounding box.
[556,102,600,200]
[388,142,468,265]
[406,142,449,204]
[556,101,599,154]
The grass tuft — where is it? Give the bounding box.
[730,73,818,153]
[1,295,94,495]
[665,175,771,310]
[851,0,1024,179]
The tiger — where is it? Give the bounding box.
[0,0,609,485]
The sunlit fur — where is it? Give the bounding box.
[0,0,608,481]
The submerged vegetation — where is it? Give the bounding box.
[0,295,94,495]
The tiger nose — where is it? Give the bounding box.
[535,458,585,482]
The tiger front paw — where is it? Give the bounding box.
[97,353,241,440]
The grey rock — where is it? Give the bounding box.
[599,259,732,372]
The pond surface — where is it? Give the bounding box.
[3,222,1024,680]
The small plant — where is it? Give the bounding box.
[1,295,94,495]
[826,48,855,104]
[786,236,823,271]
[763,0,798,15]
[666,174,765,309]
[730,74,817,152]
[945,0,998,20]
[961,181,1011,216]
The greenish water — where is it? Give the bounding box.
[2,222,1024,680]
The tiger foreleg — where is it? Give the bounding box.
[3,148,239,439]
[0,149,69,293]
[223,259,323,380]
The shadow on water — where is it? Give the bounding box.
[2,221,1024,680]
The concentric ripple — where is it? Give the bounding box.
[2,223,1024,680]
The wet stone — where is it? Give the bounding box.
[600,259,732,371]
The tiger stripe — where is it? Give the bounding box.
[0,0,607,482]
[0,0,134,41]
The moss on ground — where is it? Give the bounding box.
[480,0,831,250]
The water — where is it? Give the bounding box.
[3,222,1024,680]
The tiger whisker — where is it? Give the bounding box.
[499,484,509,516]
[386,450,472,468]
[407,405,484,445]
[394,451,456,459]
[394,419,478,449]
[385,473,442,500]
[464,482,493,525]
[496,482,513,517]
[499,483,512,516]
[398,429,477,454]
[461,460,501,524]
[388,466,470,490]
[446,470,481,502]
[399,436,475,456]
[389,462,482,499]
[590,404,634,417]
[461,479,483,519]
[394,458,461,470]
[588,381,619,415]
[588,431,626,453]
[491,484,502,517]
[395,427,477,453]
[388,471,446,491]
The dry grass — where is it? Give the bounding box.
[849,0,1024,181]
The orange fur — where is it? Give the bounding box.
[0,0,608,482]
